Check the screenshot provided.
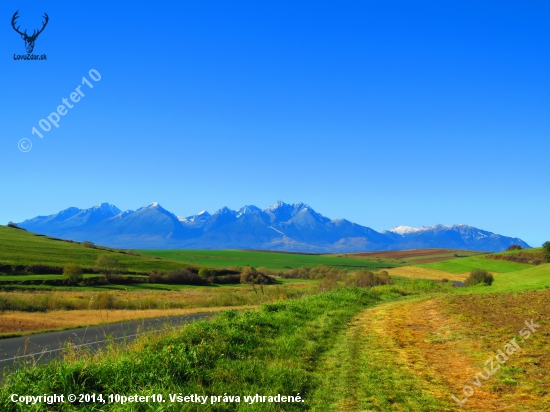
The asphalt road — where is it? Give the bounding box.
[0,312,216,378]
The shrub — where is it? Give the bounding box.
[166,269,207,285]
[213,274,241,284]
[25,264,63,274]
[465,269,494,286]
[7,222,26,231]
[281,265,347,280]
[82,241,96,248]
[506,245,523,251]
[97,293,116,309]
[543,241,550,263]
[318,274,338,292]
[198,268,217,281]
[346,270,394,288]
[149,269,208,285]
[240,267,275,294]
[63,263,83,284]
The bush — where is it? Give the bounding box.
[318,274,339,292]
[63,263,84,284]
[198,268,217,281]
[506,245,523,251]
[281,265,347,280]
[25,264,63,274]
[213,274,241,284]
[346,270,394,288]
[465,269,494,286]
[7,222,26,231]
[149,269,208,285]
[543,241,550,263]
[82,241,96,248]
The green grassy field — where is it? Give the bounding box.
[416,255,533,274]
[470,264,550,293]
[137,249,398,270]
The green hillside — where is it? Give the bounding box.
[0,226,187,273]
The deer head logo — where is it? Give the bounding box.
[11,11,49,54]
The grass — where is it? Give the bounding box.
[472,264,550,293]
[387,266,470,281]
[416,255,533,274]
[0,306,254,337]
[0,285,439,411]
[137,249,398,271]
[0,226,189,273]
[0,282,317,336]
[341,249,483,265]
[310,298,456,411]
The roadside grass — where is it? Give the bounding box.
[0,282,316,313]
[0,282,448,411]
[0,306,254,337]
[137,249,398,271]
[0,282,317,336]
[417,256,532,274]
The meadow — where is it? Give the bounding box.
[1,224,549,410]
[137,249,396,271]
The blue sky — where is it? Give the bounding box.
[1,1,548,246]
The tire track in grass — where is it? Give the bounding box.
[310,298,456,411]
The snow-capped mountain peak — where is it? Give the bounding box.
[265,200,290,211]
[236,205,261,218]
[389,226,422,235]
[92,203,122,215]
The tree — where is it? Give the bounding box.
[95,254,125,282]
[255,273,271,294]
[198,268,217,282]
[240,267,259,294]
[82,240,95,248]
[543,241,550,263]
[63,263,83,284]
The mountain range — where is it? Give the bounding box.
[17,201,530,252]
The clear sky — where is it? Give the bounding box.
[1,1,548,246]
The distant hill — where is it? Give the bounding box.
[18,201,530,252]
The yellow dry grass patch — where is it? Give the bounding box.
[0,306,254,336]
[360,297,541,411]
[387,266,469,281]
